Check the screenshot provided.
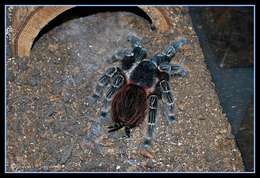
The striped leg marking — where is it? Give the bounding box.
[160,80,176,124]
[89,67,118,104]
[100,74,125,118]
[158,63,187,77]
[143,95,158,148]
[111,49,134,63]
[162,38,187,59]
[128,35,147,62]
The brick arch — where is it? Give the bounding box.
[11,6,172,57]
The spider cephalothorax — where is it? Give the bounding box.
[89,34,187,147]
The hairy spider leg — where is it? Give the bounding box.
[110,35,147,70]
[162,37,187,59]
[83,67,121,150]
[160,80,176,124]
[143,95,158,148]
[89,66,118,104]
[100,74,125,119]
[127,34,147,62]
[151,38,187,65]
[124,126,132,138]
[111,49,133,63]
[127,34,142,48]
[132,45,147,62]
[158,63,188,77]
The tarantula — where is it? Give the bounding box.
[88,35,187,148]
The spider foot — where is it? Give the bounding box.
[87,95,99,105]
[176,68,188,78]
[163,112,177,125]
[172,37,187,49]
[162,37,187,58]
[127,34,142,47]
[124,127,131,138]
[81,136,107,156]
[167,115,176,124]
[82,121,103,145]
[172,64,188,77]
[100,111,108,118]
[81,138,95,150]
[143,139,152,149]
[109,49,133,63]
[81,121,109,155]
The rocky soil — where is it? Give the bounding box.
[6,7,244,172]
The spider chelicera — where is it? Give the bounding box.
[88,34,187,148]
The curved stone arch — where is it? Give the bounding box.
[12,6,73,57]
[11,6,172,57]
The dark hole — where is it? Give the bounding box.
[31,6,153,49]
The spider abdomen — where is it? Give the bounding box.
[111,83,147,127]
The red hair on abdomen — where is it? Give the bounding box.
[111,83,147,127]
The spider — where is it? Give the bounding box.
[88,34,187,148]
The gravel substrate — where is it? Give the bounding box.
[6,7,244,172]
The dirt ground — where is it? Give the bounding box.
[6,7,244,172]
